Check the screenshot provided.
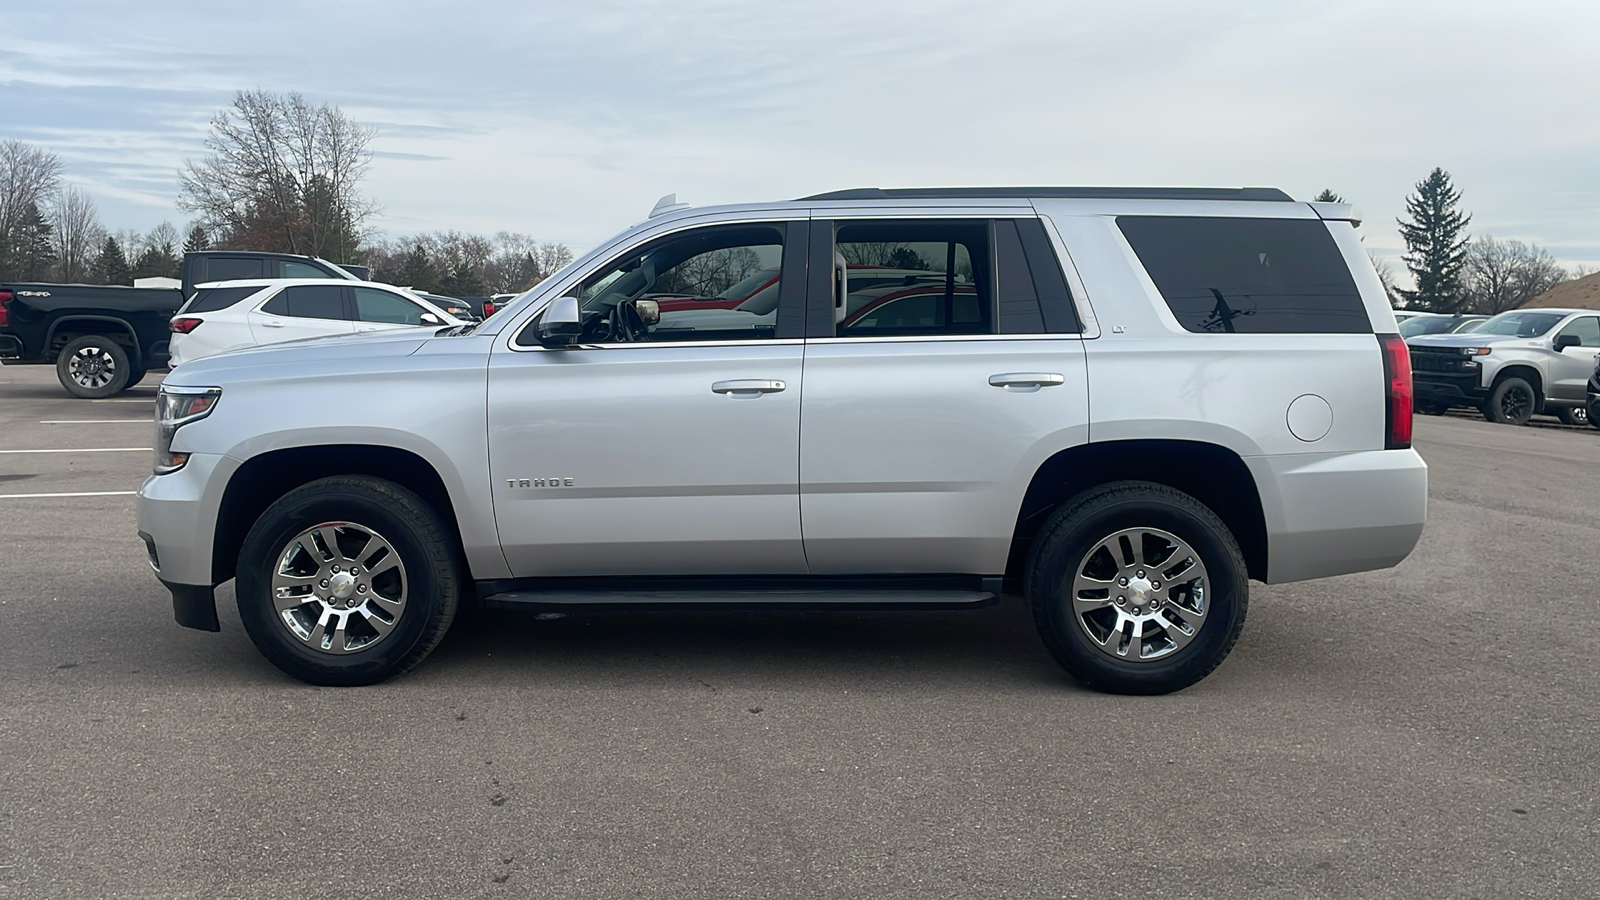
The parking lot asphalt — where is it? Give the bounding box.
[1,362,1598,900]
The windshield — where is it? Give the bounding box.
[1399,316,1456,337]
[1475,311,1565,337]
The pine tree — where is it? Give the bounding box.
[1397,168,1472,313]
[395,244,437,293]
[9,201,58,281]
[1313,189,1344,203]
[183,224,211,254]
[91,235,132,285]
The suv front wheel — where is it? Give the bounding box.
[236,475,462,686]
[1025,482,1248,695]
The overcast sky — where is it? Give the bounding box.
[3,0,1597,268]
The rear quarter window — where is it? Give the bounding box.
[182,286,261,313]
[1117,216,1370,334]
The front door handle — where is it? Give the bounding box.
[711,379,786,395]
[261,320,285,329]
[989,372,1065,388]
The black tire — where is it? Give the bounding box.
[1025,481,1248,695]
[1484,377,1536,425]
[236,475,462,686]
[1416,400,1450,416]
[55,335,132,398]
[1589,397,1600,431]
[1555,405,1588,427]
[125,365,149,389]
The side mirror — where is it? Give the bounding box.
[420,313,443,326]
[1555,334,1581,351]
[535,296,583,347]
[634,298,661,326]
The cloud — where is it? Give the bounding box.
[2,0,1596,267]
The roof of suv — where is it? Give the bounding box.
[797,186,1295,202]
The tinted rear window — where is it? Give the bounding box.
[1117,217,1370,334]
[261,284,347,320]
[204,257,267,281]
[183,286,261,313]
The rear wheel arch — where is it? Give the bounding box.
[212,445,464,585]
[1007,440,1269,585]
[46,316,143,368]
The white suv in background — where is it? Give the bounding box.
[139,186,1428,694]
[167,279,466,366]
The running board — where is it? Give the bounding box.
[479,588,997,612]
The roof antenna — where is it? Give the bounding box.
[649,193,692,218]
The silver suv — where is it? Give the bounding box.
[137,187,1428,694]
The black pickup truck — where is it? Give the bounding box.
[0,251,357,398]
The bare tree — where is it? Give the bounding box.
[1463,236,1568,314]
[178,90,377,259]
[47,186,105,282]
[0,140,64,278]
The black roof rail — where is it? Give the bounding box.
[798,186,1294,202]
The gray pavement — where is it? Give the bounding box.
[1,362,1598,899]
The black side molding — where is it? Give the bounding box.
[165,580,220,632]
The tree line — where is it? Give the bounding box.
[1320,171,1580,315]
[0,91,570,295]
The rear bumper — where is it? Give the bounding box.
[1248,448,1428,584]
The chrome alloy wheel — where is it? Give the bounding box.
[67,345,117,389]
[271,521,408,654]
[1070,527,1209,662]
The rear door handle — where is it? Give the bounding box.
[989,372,1065,388]
[712,379,786,395]
[261,320,285,328]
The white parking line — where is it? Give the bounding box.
[0,491,138,499]
[0,447,149,454]
[39,419,149,424]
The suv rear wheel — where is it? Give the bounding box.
[1483,376,1536,425]
[236,475,461,686]
[56,335,132,398]
[1025,482,1248,695]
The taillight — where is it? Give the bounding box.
[170,317,203,334]
[1379,333,1413,449]
[0,289,11,327]
[482,301,495,317]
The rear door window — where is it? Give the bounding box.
[182,286,262,313]
[260,284,348,320]
[834,220,992,337]
[1117,216,1370,334]
[204,257,267,282]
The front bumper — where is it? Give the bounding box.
[1413,373,1486,406]
[137,451,240,630]
[1247,448,1428,584]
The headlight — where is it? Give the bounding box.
[154,385,222,474]
[1459,347,1491,356]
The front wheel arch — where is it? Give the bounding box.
[213,445,464,586]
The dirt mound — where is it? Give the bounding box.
[1523,271,1600,310]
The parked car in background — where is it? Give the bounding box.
[1,251,360,397]
[1398,313,1489,338]
[1587,353,1600,430]
[407,291,480,322]
[1409,307,1599,425]
[168,279,465,366]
